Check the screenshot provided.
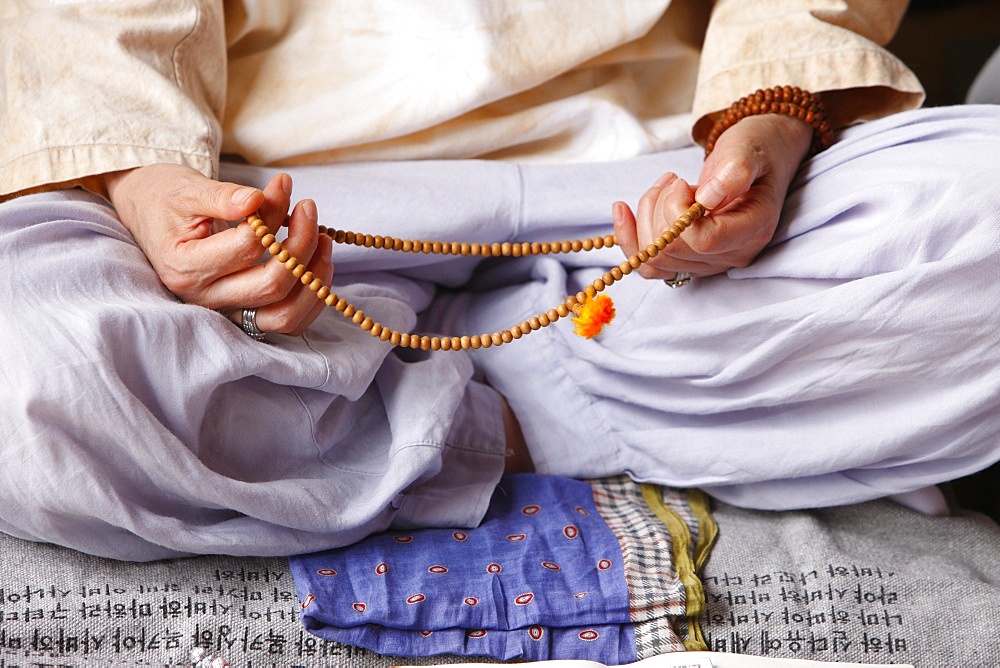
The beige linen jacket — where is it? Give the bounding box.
[1,0,922,200]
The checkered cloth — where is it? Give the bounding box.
[290,474,715,663]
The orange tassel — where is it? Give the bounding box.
[572,294,616,339]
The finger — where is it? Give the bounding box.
[259,230,335,336]
[615,199,722,279]
[202,198,321,309]
[175,175,265,227]
[612,200,640,261]
[639,176,706,269]
[170,221,269,298]
[695,144,762,212]
[258,173,293,232]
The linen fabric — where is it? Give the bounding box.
[0,191,508,560]
[1,0,922,199]
[0,106,998,561]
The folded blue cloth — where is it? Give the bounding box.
[290,474,707,663]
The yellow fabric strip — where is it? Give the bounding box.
[640,484,718,652]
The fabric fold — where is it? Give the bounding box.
[290,474,715,663]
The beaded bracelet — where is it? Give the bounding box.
[703,85,833,157]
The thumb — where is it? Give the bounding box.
[695,150,761,212]
[181,175,265,223]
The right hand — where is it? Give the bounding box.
[104,163,333,336]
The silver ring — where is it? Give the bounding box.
[241,308,267,341]
[663,272,692,289]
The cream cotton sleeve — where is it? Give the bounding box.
[0,0,227,200]
[691,0,924,144]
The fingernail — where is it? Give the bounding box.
[231,187,258,207]
[280,173,292,196]
[653,172,676,188]
[612,201,626,222]
[696,177,725,210]
[302,199,317,223]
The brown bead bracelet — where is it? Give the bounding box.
[704,85,834,157]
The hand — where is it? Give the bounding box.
[104,163,333,336]
[613,113,812,279]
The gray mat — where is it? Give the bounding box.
[700,499,1000,667]
[0,498,996,666]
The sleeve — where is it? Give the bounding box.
[0,0,227,200]
[690,0,925,144]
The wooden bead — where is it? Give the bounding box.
[258,186,707,352]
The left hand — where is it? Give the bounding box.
[613,113,813,279]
